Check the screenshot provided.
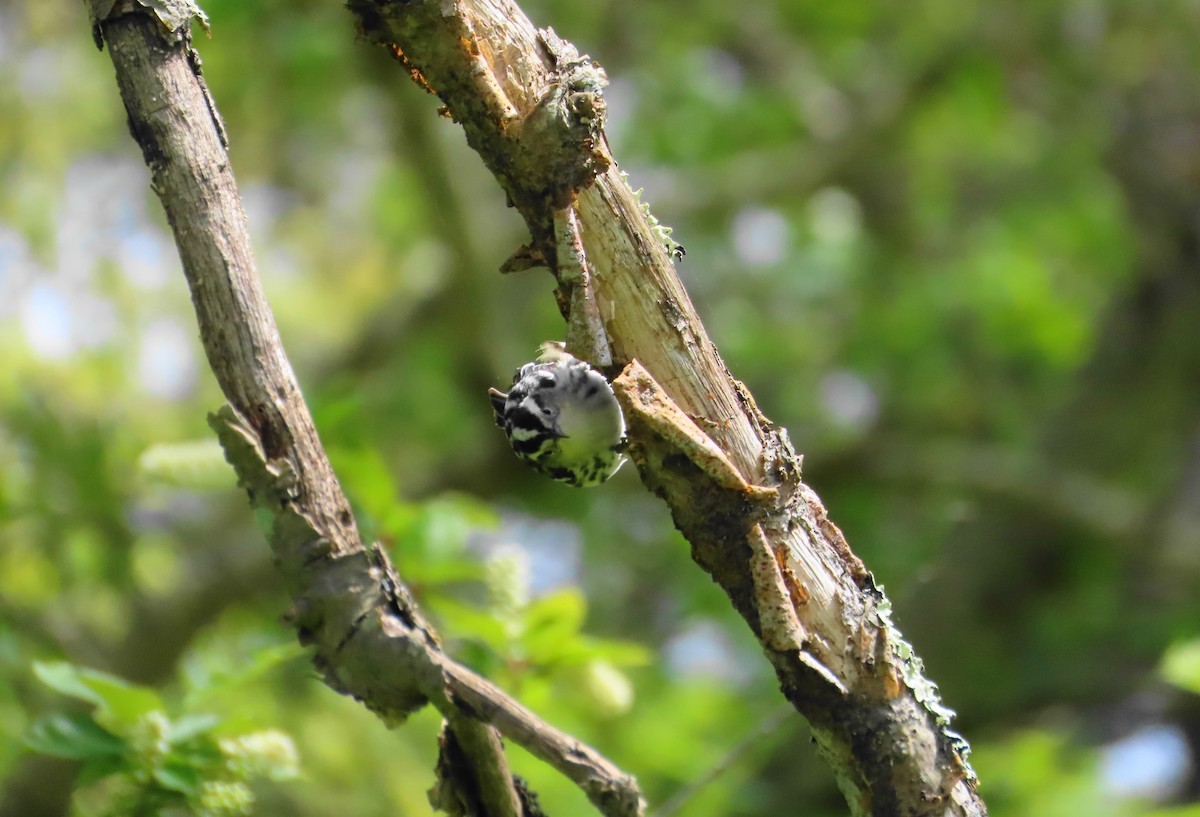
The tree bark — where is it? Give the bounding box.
[83,0,989,813]
[346,1,987,815]
[90,4,644,816]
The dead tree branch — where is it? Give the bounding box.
[90,4,644,816]
[346,1,987,814]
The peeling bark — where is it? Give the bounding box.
[345,1,988,814]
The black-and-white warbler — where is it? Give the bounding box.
[489,342,627,487]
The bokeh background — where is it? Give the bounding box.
[3,0,1200,815]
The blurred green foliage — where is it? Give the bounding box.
[26,661,299,817]
[2,0,1199,814]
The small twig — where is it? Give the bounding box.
[649,707,795,817]
[437,655,645,817]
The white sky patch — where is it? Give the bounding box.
[664,619,754,685]
[0,226,36,316]
[819,370,879,431]
[73,292,119,349]
[57,156,148,284]
[20,281,74,360]
[241,182,294,236]
[138,319,198,400]
[696,48,745,107]
[17,46,61,103]
[327,149,385,223]
[600,76,636,150]
[484,514,582,594]
[117,229,176,291]
[1101,723,1191,802]
[731,206,790,268]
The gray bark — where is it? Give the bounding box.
[91,5,645,816]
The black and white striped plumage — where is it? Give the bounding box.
[489,343,627,487]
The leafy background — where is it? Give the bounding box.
[2,0,1199,815]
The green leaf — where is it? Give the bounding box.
[24,712,126,760]
[326,446,399,521]
[34,661,163,726]
[166,713,220,744]
[520,589,587,664]
[169,737,223,768]
[577,659,634,716]
[515,635,653,670]
[576,636,654,667]
[183,642,304,710]
[33,661,106,707]
[386,495,499,558]
[76,753,130,787]
[1161,640,1200,694]
[429,597,510,654]
[138,440,236,490]
[154,762,204,795]
[400,555,485,587]
[85,679,163,727]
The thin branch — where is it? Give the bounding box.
[91,6,644,816]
